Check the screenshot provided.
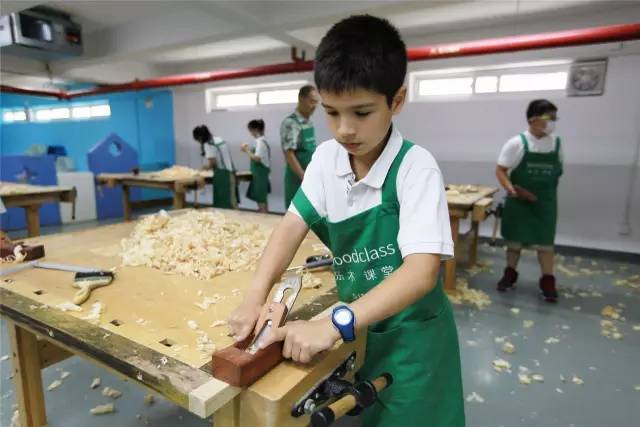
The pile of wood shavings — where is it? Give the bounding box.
[1,245,26,264]
[448,277,491,309]
[148,165,208,180]
[120,210,269,280]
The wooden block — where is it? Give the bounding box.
[0,241,45,261]
[212,340,284,387]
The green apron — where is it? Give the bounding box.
[210,139,238,209]
[284,113,316,208]
[246,141,271,204]
[293,140,465,427]
[501,133,563,246]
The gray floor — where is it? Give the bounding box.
[1,217,638,427]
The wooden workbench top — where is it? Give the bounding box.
[0,209,338,416]
[0,182,75,198]
[446,184,499,209]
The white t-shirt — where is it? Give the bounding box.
[497,130,564,170]
[204,136,235,171]
[289,126,454,260]
[254,136,271,169]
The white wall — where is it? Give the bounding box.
[172,14,640,254]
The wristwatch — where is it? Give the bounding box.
[331,305,356,342]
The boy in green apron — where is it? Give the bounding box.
[280,85,319,209]
[192,125,238,209]
[495,100,563,302]
[241,119,271,213]
[229,15,465,427]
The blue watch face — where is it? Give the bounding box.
[334,308,353,326]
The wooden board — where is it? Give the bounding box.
[96,172,208,191]
[0,182,75,203]
[0,209,344,421]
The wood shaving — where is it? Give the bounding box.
[632,325,640,331]
[556,388,564,394]
[465,340,478,347]
[572,375,584,385]
[194,296,220,310]
[465,392,485,403]
[0,355,9,362]
[60,371,70,379]
[523,320,534,329]
[302,273,323,289]
[160,356,168,365]
[144,394,155,405]
[502,342,515,354]
[447,184,479,194]
[601,305,622,320]
[102,386,122,399]
[545,337,560,344]
[90,403,115,415]
[494,336,507,344]
[518,374,532,385]
[210,320,227,328]
[196,332,216,353]
[492,359,511,373]
[634,385,640,391]
[47,380,62,391]
[56,302,82,312]
[532,374,544,383]
[120,210,269,280]
[447,278,491,309]
[90,378,101,389]
[10,410,20,427]
[510,308,520,315]
[187,320,199,330]
[573,306,581,311]
[81,302,104,322]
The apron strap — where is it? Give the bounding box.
[381,139,414,206]
[519,133,530,153]
[554,136,561,155]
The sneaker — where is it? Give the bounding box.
[497,267,518,292]
[539,274,558,302]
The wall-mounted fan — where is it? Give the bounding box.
[567,59,607,97]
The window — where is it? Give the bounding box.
[418,77,473,96]
[2,102,111,123]
[206,80,309,111]
[410,60,571,102]
[498,72,568,93]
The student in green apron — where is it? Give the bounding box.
[192,125,238,209]
[280,85,319,209]
[495,100,563,302]
[241,119,271,213]
[229,16,464,427]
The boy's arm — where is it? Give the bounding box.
[496,165,516,196]
[259,253,440,363]
[228,211,309,342]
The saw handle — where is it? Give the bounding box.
[311,373,393,427]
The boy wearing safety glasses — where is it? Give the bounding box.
[495,99,563,302]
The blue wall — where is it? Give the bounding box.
[0,89,175,172]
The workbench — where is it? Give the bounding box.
[96,171,212,220]
[0,182,77,237]
[0,209,364,427]
[444,184,499,294]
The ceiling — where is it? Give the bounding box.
[1,0,639,90]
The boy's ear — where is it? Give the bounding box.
[391,86,407,115]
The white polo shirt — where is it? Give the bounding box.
[289,126,454,260]
[498,130,564,170]
[254,136,271,169]
[204,136,235,171]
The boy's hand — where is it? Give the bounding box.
[259,318,341,364]
[228,299,263,342]
[241,143,250,152]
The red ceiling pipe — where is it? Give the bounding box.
[1,22,638,99]
[407,22,640,60]
[0,84,70,100]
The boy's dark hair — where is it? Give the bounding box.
[298,85,316,100]
[247,119,265,132]
[526,99,558,120]
[192,125,212,156]
[314,15,407,106]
